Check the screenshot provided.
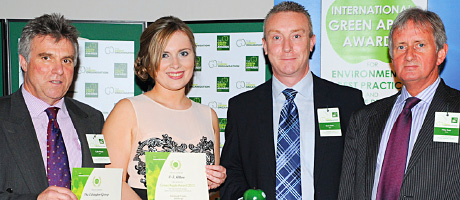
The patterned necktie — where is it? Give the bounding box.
[45,107,71,189]
[377,97,421,200]
[276,88,302,199]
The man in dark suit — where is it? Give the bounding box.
[338,8,460,199]
[0,14,104,200]
[220,2,364,199]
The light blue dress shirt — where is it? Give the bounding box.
[371,77,440,199]
[272,71,315,200]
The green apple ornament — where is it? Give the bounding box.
[243,188,266,200]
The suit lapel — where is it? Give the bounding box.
[2,91,48,193]
[256,80,276,191]
[65,98,94,167]
[364,95,396,197]
[405,81,451,174]
[312,75,332,185]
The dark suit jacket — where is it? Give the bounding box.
[0,89,105,199]
[338,79,460,199]
[220,74,365,200]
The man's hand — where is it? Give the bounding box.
[206,165,227,189]
[37,186,78,200]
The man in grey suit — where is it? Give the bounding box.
[339,8,460,199]
[0,14,104,199]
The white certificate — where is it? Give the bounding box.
[145,152,208,200]
[71,168,122,200]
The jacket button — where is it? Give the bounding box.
[6,188,13,193]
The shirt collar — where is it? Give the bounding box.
[22,85,65,117]
[396,77,440,106]
[272,70,313,100]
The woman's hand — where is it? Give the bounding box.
[206,165,227,189]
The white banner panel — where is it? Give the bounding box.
[321,0,427,104]
[188,32,266,147]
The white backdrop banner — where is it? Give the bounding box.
[321,0,427,104]
[188,32,266,147]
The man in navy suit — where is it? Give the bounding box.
[0,13,104,200]
[220,2,364,199]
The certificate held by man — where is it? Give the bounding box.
[145,152,208,200]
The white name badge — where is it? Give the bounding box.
[71,168,122,200]
[145,152,208,200]
[433,112,460,143]
[317,108,342,137]
[86,134,110,164]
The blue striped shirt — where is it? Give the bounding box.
[371,77,441,200]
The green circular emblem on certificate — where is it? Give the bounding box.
[92,176,102,187]
[170,160,182,170]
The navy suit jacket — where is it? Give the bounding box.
[221,74,364,200]
[0,90,104,199]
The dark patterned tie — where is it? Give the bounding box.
[377,97,421,200]
[276,88,301,199]
[45,107,71,189]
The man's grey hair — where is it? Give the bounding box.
[18,13,79,65]
[389,7,446,58]
[263,1,313,39]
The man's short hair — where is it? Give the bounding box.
[18,13,79,65]
[389,7,446,58]
[263,1,314,39]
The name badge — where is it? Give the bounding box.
[433,112,460,143]
[317,108,342,137]
[86,134,111,164]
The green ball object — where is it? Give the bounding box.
[243,188,266,200]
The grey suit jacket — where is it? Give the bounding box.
[0,90,104,200]
[338,79,460,199]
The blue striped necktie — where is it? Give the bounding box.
[276,88,301,199]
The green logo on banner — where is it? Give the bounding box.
[189,97,202,103]
[99,139,104,144]
[245,56,259,71]
[452,117,458,124]
[325,0,416,64]
[219,118,227,132]
[85,83,98,97]
[114,63,128,78]
[85,42,98,57]
[217,35,230,51]
[332,112,338,117]
[217,77,230,92]
[195,56,202,71]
